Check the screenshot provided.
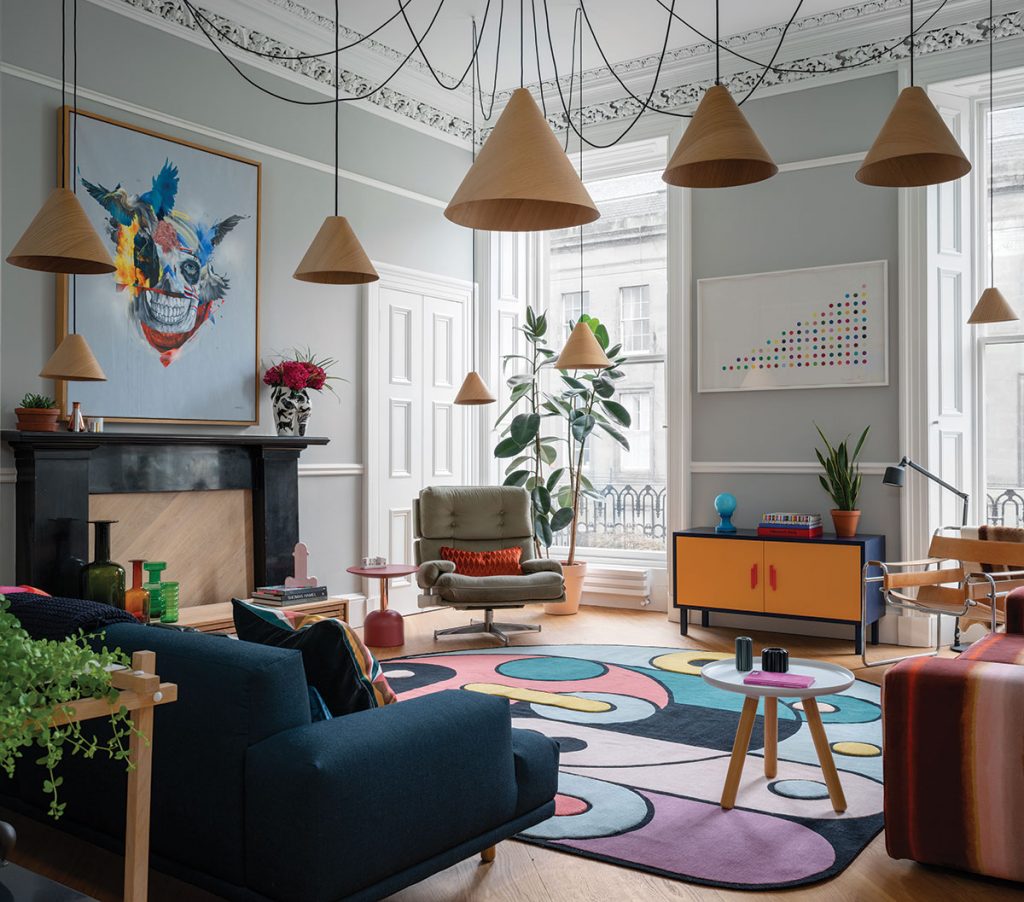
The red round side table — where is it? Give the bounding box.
[347,564,418,647]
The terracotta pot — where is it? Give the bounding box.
[545,561,587,615]
[14,407,60,432]
[831,509,861,538]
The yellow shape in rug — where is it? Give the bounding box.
[652,651,732,675]
[831,740,881,758]
[464,683,612,712]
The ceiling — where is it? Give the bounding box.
[294,0,887,91]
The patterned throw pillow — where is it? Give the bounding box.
[232,599,396,715]
[440,545,523,576]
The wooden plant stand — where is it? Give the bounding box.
[48,650,177,901]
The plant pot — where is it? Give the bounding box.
[546,561,586,615]
[14,407,60,432]
[272,388,311,436]
[831,509,861,538]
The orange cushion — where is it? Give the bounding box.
[440,546,523,577]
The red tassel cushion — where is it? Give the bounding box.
[440,546,523,577]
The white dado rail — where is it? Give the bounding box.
[690,461,888,475]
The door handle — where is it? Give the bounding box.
[769,564,777,591]
[750,563,759,589]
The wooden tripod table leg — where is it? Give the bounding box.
[763,697,778,779]
[721,696,759,810]
[803,697,847,813]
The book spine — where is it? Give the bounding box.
[253,589,328,602]
[757,527,823,538]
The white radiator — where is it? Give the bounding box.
[582,565,652,605]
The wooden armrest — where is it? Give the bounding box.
[870,557,946,570]
[884,567,965,589]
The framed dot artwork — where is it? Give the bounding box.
[697,260,888,393]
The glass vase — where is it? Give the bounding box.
[125,559,150,623]
[81,520,126,608]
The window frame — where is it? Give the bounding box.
[619,284,653,354]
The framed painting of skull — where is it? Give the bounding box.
[59,108,260,424]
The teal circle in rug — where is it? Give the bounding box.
[497,656,606,681]
[769,779,832,800]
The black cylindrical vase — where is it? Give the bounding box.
[735,636,753,672]
[762,647,789,673]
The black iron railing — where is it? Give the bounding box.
[554,482,667,550]
[987,488,1024,527]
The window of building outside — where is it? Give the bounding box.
[981,101,1024,528]
[540,164,667,555]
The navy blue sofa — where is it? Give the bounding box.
[0,622,559,901]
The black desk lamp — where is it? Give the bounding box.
[883,456,971,650]
[882,457,969,526]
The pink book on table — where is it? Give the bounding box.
[743,671,815,689]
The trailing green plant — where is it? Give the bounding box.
[814,423,870,511]
[0,596,136,819]
[493,309,630,561]
[19,393,57,409]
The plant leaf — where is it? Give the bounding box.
[532,486,552,514]
[510,412,540,445]
[534,515,553,548]
[494,437,525,458]
[550,507,575,532]
[503,470,530,487]
[600,399,632,427]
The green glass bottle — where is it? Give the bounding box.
[81,520,126,608]
[143,561,167,621]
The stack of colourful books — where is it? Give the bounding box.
[757,512,823,539]
[252,585,329,605]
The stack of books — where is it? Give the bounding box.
[252,584,329,605]
[757,512,823,539]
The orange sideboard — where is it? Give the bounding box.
[673,528,886,654]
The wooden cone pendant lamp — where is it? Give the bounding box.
[445,87,599,232]
[663,85,777,188]
[968,1,1017,325]
[557,322,611,370]
[294,0,377,285]
[663,0,776,189]
[40,332,106,381]
[856,0,971,187]
[6,1,113,275]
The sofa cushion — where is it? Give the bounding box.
[511,728,560,817]
[233,599,396,714]
[441,545,522,576]
[3,592,136,640]
[433,571,565,604]
[959,631,1024,665]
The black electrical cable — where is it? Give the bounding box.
[59,0,66,188]
[910,0,916,85]
[737,0,804,104]
[530,0,549,118]
[473,0,503,120]
[398,0,497,91]
[561,8,582,150]
[989,0,995,287]
[520,0,524,88]
[714,0,720,84]
[72,0,79,333]
[334,0,339,216]
[181,0,419,61]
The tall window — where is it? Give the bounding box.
[542,156,667,554]
[980,101,1024,527]
[620,285,652,353]
[562,290,590,340]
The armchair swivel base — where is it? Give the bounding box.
[434,608,542,646]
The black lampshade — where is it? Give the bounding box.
[882,465,906,488]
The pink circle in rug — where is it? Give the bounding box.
[554,793,590,816]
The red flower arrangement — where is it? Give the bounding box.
[263,348,341,397]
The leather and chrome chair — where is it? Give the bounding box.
[414,486,565,645]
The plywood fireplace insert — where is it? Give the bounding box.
[2,431,328,600]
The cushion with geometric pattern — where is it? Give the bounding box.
[440,546,523,577]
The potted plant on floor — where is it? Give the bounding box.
[815,423,869,538]
[14,393,60,432]
[0,596,136,819]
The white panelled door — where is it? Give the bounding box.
[365,264,474,615]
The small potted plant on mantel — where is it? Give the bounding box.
[815,423,870,538]
[14,393,61,432]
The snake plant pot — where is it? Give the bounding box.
[831,509,861,538]
[14,407,60,431]
[546,561,586,615]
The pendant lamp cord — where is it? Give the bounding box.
[989,0,994,287]
[471,17,478,370]
[909,0,915,86]
[72,0,79,334]
[578,11,584,303]
[520,0,524,88]
[59,0,66,189]
[715,0,720,85]
[334,0,339,217]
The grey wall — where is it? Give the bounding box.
[688,73,903,638]
[0,0,472,596]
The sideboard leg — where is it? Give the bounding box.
[701,611,710,628]
[679,608,689,636]
[870,621,880,645]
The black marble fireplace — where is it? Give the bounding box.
[1,431,327,597]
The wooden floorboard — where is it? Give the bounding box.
[5,606,1020,901]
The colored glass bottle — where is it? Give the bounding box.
[143,561,167,621]
[81,520,125,609]
[160,581,180,623]
[125,559,150,623]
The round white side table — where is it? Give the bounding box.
[701,657,855,813]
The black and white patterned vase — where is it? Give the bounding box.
[272,388,311,436]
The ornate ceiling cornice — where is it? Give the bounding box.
[108,0,1022,146]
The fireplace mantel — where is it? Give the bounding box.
[2,431,329,596]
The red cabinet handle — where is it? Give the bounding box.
[769,564,777,591]
[750,563,758,589]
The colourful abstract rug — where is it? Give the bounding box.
[383,644,884,890]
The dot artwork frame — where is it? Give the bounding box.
[697,260,888,393]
